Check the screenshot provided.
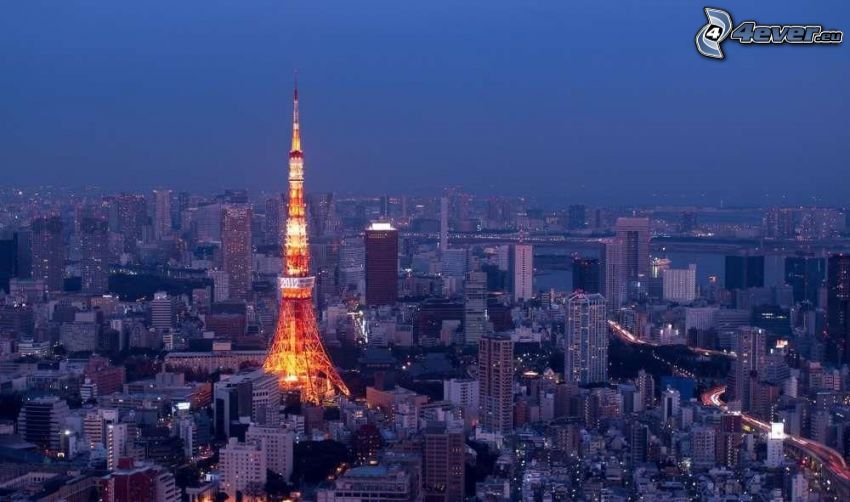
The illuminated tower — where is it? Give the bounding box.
[264,84,350,404]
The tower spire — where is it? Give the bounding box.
[291,76,301,154]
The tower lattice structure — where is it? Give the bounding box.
[264,84,350,404]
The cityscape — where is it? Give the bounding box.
[1,2,850,502]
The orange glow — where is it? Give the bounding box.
[263,84,350,404]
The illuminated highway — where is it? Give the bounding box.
[611,320,850,491]
[608,321,736,359]
[701,386,850,484]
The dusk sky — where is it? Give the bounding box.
[1,1,848,205]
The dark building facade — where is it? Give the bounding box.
[827,254,850,364]
[572,257,601,294]
[785,254,826,306]
[364,223,398,306]
[725,255,765,290]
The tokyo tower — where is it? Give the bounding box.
[264,83,350,404]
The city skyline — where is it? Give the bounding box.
[1,1,849,205]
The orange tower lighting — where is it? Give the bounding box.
[263,83,350,404]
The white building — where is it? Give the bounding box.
[564,292,608,385]
[220,437,267,500]
[443,378,480,424]
[690,426,716,468]
[685,307,718,333]
[246,425,294,481]
[511,244,533,302]
[151,291,176,330]
[765,422,786,468]
[662,264,697,303]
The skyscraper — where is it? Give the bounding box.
[17,396,70,450]
[785,254,826,306]
[464,271,487,346]
[478,333,513,435]
[221,205,253,300]
[564,292,608,385]
[615,217,650,300]
[728,326,767,412]
[114,194,147,253]
[572,257,600,294]
[31,215,64,293]
[567,205,587,230]
[365,222,398,306]
[725,255,765,290]
[0,234,18,293]
[439,196,449,255]
[264,195,284,246]
[80,217,110,294]
[510,243,533,302]
[827,253,850,364]
[152,189,172,240]
[600,238,624,312]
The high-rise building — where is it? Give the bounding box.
[661,387,680,425]
[152,189,172,240]
[785,254,826,305]
[439,196,449,254]
[220,437,267,501]
[478,333,513,435]
[564,292,608,385]
[245,424,294,481]
[464,271,487,346]
[80,217,110,294]
[765,422,786,468]
[423,424,465,502]
[725,255,765,290]
[106,422,132,470]
[0,234,18,293]
[264,195,284,246]
[113,194,148,253]
[662,264,697,303]
[339,235,366,295]
[365,222,399,306]
[510,243,533,302]
[600,238,624,312]
[728,326,767,412]
[572,257,600,294]
[441,248,468,278]
[568,205,587,230]
[221,205,253,300]
[17,396,71,450]
[615,217,650,300]
[827,253,850,364]
[31,215,64,292]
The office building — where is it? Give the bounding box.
[568,205,587,230]
[510,243,533,302]
[785,254,826,305]
[564,292,608,385]
[0,234,18,293]
[365,222,398,306]
[615,217,650,300]
[317,464,414,502]
[17,396,70,450]
[423,424,465,502]
[264,195,284,246]
[827,253,850,364]
[151,291,176,330]
[153,189,172,240]
[478,334,513,435]
[572,257,600,294]
[600,238,624,312]
[222,205,253,300]
[725,255,765,290]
